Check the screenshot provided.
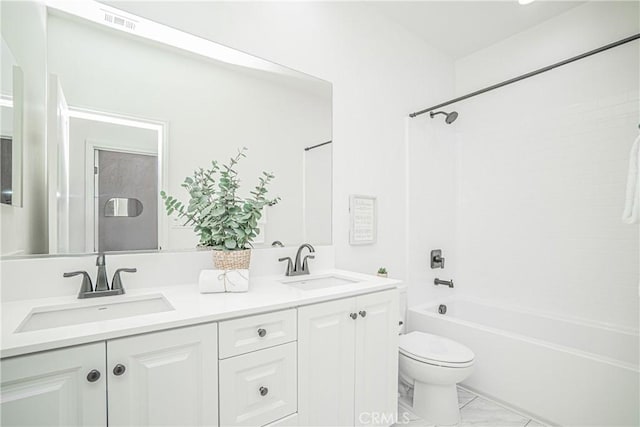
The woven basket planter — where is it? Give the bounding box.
[213,249,251,270]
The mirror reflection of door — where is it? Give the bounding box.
[96,149,158,252]
[0,136,12,205]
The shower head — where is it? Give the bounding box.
[430,110,458,124]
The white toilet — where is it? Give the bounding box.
[397,285,475,426]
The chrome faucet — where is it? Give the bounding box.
[279,243,315,276]
[95,253,109,291]
[64,254,136,299]
[434,278,454,288]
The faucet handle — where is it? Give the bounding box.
[63,271,94,298]
[111,268,136,293]
[302,255,315,273]
[430,249,445,269]
[278,257,294,276]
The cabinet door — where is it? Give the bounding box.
[298,297,356,426]
[107,323,218,427]
[354,290,399,427]
[0,343,106,427]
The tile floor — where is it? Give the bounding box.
[396,387,546,427]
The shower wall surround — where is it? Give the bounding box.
[453,2,639,330]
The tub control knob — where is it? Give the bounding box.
[257,328,267,337]
[431,249,445,269]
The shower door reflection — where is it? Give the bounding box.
[96,149,158,252]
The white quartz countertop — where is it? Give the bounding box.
[1,269,399,359]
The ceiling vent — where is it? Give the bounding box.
[102,11,136,31]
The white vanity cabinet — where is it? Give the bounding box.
[0,323,218,427]
[1,285,399,427]
[0,342,106,426]
[298,289,399,427]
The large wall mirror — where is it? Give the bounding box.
[1,0,332,257]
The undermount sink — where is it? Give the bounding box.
[16,294,174,333]
[281,274,361,291]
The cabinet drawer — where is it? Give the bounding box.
[219,309,296,358]
[219,342,297,427]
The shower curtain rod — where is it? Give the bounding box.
[409,33,640,118]
[304,140,332,151]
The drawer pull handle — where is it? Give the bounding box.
[87,369,101,383]
[359,310,367,318]
[113,364,126,376]
[257,328,267,338]
[349,313,357,320]
[259,386,269,397]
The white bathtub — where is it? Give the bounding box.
[408,297,639,426]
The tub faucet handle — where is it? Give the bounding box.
[431,249,445,269]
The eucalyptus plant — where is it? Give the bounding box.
[160,147,279,250]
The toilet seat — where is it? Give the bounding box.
[399,331,474,368]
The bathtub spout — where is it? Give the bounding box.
[434,278,454,288]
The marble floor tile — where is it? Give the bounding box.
[457,387,477,408]
[392,409,433,427]
[459,397,529,427]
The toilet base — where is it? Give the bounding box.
[412,382,460,426]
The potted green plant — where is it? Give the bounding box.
[377,267,388,278]
[161,147,279,269]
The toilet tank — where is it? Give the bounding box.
[398,284,407,334]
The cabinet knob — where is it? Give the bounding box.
[257,328,267,338]
[86,369,101,382]
[259,386,269,397]
[113,364,126,376]
[359,310,367,318]
[349,313,357,320]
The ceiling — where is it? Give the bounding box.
[369,1,585,59]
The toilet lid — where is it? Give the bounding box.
[399,331,474,365]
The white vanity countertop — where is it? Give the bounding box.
[1,269,400,359]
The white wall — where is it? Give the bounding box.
[0,106,11,136]
[454,2,639,330]
[104,1,456,280]
[1,36,17,95]
[0,1,47,256]
[406,116,458,306]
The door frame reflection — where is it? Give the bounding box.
[66,107,168,252]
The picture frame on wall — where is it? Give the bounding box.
[349,194,377,245]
